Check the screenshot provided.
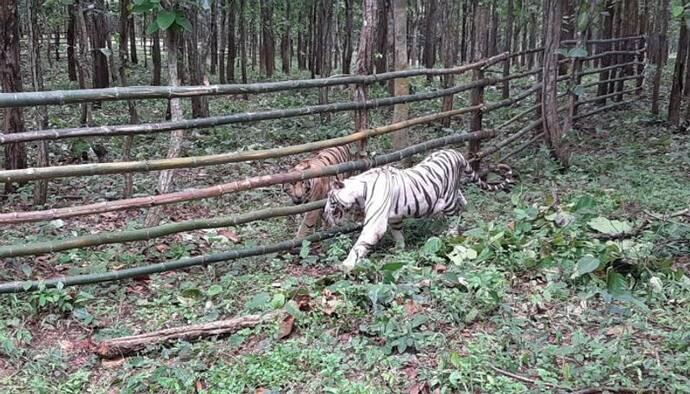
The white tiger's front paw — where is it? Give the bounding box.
[341,255,358,273]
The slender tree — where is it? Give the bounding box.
[280,0,291,74]
[260,0,276,77]
[392,0,409,151]
[668,4,689,124]
[354,0,379,152]
[28,0,49,203]
[502,0,515,99]
[342,0,354,74]
[227,0,237,82]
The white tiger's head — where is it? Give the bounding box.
[323,180,365,227]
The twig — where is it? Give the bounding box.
[570,387,653,394]
[592,219,651,241]
[489,364,557,388]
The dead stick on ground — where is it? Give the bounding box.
[488,364,558,388]
[94,311,283,359]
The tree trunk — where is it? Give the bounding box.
[342,0,354,74]
[227,0,237,82]
[74,0,92,126]
[119,0,139,198]
[260,0,275,77]
[422,0,437,81]
[144,28,185,228]
[502,0,514,99]
[440,0,459,127]
[668,8,689,124]
[239,0,248,96]
[597,0,615,104]
[187,7,211,119]
[129,15,138,64]
[87,0,110,95]
[460,0,468,62]
[650,0,669,114]
[219,3,227,83]
[152,28,162,85]
[616,0,639,100]
[142,17,148,68]
[67,4,78,81]
[27,0,49,204]
[281,0,291,74]
[55,29,61,61]
[210,0,219,75]
[375,0,390,74]
[392,0,409,151]
[469,4,489,169]
[354,0,379,152]
[315,0,334,122]
[1,0,28,194]
[542,0,569,168]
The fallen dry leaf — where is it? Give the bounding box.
[404,299,423,315]
[218,229,241,243]
[101,357,126,369]
[276,315,295,339]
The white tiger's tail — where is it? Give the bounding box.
[460,158,515,192]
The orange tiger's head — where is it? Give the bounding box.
[284,161,314,204]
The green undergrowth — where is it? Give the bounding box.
[1,105,689,393]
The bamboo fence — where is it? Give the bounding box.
[0,54,509,109]
[0,37,648,293]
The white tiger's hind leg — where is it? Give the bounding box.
[389,219,405,249]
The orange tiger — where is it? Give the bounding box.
[284,146,358,238]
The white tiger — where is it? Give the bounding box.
[323,149,514,271]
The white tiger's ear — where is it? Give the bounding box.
[331,180,345,190]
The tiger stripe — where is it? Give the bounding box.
[323,149,514,270]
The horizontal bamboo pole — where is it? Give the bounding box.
[580,74,641,89]
[582,48,646,61]
[0,128,496,224]
[578,61,644,77]
[561,35,644,45]
[496,103,540,130]
[576,87,638,106]
[0,224,361,294]
[0,92,495,182]
[474,119,543,160]
[0,78,496,145]
[497,132,545,163]
[0,53,509,109]
[573,97,642,121]
[0,201,325,258]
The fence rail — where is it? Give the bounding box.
[0,36,647,294]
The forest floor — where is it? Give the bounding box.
[1,63,689,393]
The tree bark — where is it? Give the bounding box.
[260,0,275,77]
[239,0,248,96]
[668,7,689,124]
[422,0,437,81]
[227,0,237,82]
[502,0,514,99]
[210,0,219,75]
[1,0,28,194]
[315,0,334,123]
[392,0,409,152]
[27,0,49,204]
[187,7,210,119]
[144,27,185,228]
[597,0,615,104]
[650,0,668,114]
[67,4,78,81]
[281,0,291,74]
[354,0,379,152]
[129,15,138,64]
[152,29,162,85]
[440,0,459,127]
[119,0,139,198]
[87,0,110,95]
[542,0,569,168]
[342,0,354,74]
[469,4,489,169]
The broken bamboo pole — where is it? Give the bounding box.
[95,311,284,359]
[94,311,286,359]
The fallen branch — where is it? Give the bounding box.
[94,311,283,359]
[489,364,558,389]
